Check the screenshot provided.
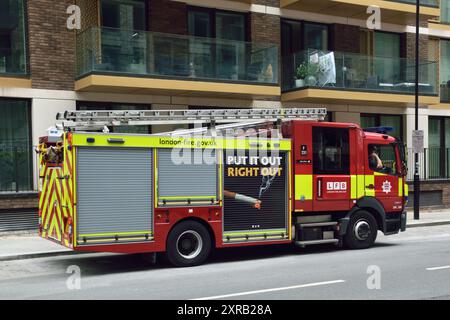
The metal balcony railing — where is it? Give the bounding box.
[77,27,279,85]
[282,49,438,96]
[406,147,450,181]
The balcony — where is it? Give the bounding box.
[280,0,440,24]
[281,49,439,106]
[76,27,280,99]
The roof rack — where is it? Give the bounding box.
[56,108,327,131]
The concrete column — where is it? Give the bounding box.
[31,98,76,190]
[333,111,360,125]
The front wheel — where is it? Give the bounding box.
[344,210,378,249]
[166,221,212,267]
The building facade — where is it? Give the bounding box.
[1,0,450,230]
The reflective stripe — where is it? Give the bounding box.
[79,231,153,237]
[404,183,409,196]
[398,178,403,196]
[350,175,357,199]
[224,229,287,237]
[295,175,313,200]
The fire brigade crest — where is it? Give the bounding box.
[382,180,392,194]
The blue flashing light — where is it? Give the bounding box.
[363,126,394,135]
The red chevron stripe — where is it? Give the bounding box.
[41,167,54,214]
[39,166,49,204]
[65,148,72,173]
[65,178,73,210]
[42,180,56,228]
[46,199,56,234]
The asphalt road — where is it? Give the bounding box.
[1,225,450,300]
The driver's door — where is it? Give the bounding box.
[364,142,402,212]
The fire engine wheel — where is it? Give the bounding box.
[166,221,211,267]
[344,210,378,249]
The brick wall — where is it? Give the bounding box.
[28,0,76,91]
[148,0,187,35]
[76,0,99,31]
[330,24,360,53]
[248,12,281,98]
[248,13,280,46]
[0,194,38,210]
[407,181,450,207]
[405,22,429,61]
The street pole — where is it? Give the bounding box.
[414,0,420,220]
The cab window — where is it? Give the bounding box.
[313,127,350,175]
[368,144,397,175]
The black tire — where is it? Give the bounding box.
[344,210,378,249]
[166,220,212,267]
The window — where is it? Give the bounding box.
[442,0,450,23]
[101,0,146,31]
[428,117,450,179]
[0,0,27,75]
[303,22,328,51]
[76,102,152,134]
[313,127,349,175]
[374,31,401,84]
[0,99,32,192]
[368,144,397,176]
[281,20,328,55]
[360,114,403,141]
[100,0,147,74]
[187,7,247,80]
[440,40,450,102]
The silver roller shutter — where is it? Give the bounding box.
[157,148,218,205]
[76,147,153,244]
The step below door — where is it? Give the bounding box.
[76,147,153,245]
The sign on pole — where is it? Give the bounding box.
[412,130,424,154]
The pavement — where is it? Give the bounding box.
[0,208,449,263]
[1,223,450,299]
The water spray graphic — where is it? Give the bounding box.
[259,166,279,198]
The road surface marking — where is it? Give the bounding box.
[426,265,450,271]
[193,279,346,300]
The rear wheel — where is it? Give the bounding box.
[166,221,211,267]
[344,210,378,249]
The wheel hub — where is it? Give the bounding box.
[354,220,371,241]
[176,230,203,260]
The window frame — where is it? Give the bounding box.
[367,143,400,176]
[187,6,248,42]
[99,0,148,32]
[312,126,350,175]
[0,0,28,76]
[0,97,32,192]
[281,18,330,56]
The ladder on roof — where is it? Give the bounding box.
[56,108,327,131]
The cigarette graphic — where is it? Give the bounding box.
[224,190,262,209]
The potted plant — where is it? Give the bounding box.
[295,63,308,87]
[305,62,321,86]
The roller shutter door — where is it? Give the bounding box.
[76,147,153,244]
[157,149,218,205]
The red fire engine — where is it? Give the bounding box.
[37,108,407,267]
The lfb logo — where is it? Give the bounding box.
[327,182,347,191]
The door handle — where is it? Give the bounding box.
[317,178,322,198]
[366,184,375,189]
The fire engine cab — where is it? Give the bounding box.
[37,108,407,267]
